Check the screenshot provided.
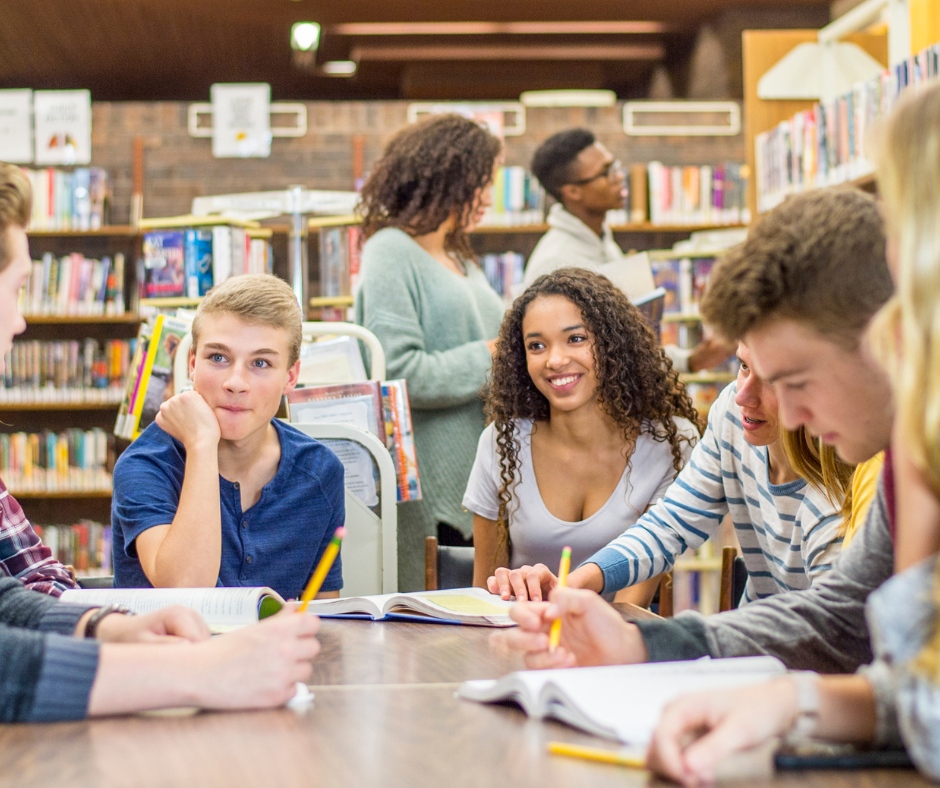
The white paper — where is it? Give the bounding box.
[599,251,657,302]
[33,90,92,165]
[290,399,378,506]
[211,83,271,158]
[0,90,33,163]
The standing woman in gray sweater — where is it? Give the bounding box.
[355,115,505,591]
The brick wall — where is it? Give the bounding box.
[88,100,744,225]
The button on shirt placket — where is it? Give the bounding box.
[233,482,252,579]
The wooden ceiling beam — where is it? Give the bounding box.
[352,43,666,61]
[331,21,673,35]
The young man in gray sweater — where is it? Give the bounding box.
[501,188,896,675]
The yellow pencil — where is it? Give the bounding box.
[548,545,572,651]
[297,527,346,613]
[547,741,647,769]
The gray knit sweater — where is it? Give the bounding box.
[356,228,505,591]
[0,577,98,722]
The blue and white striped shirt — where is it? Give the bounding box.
[587,383,844,604]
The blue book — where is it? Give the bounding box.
[184,229,214,297]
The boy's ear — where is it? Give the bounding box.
[283,359,301,395]
[188,346,196,383]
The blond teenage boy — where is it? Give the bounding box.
[112,275,344,599]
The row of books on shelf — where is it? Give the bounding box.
[34,521,112,575]
[141,227,273,300]
[19,252,126,317]
[756,42,940,213]
[0,429,112,493]
[482,252,525,302]
[640,162,750,226]
[287,380,421,505]
[478,166,546,227]
[650,254,716,322]
[1,338,132,403]
[318,224,362,317]
[114,313,191,440]
[22,167,110,232]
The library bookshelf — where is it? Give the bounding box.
[1,227,142,544]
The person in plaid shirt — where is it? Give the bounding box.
[0,478,77,595]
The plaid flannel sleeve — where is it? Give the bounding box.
[0,480,77,597]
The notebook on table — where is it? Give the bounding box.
[458,656,787,744]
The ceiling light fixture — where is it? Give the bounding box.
[520,89,617,107]
[291,22,321,51]
[321,60,357,76]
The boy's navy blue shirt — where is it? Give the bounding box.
[111,419,344,599]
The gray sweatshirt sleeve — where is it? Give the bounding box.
[0,577,101,721]
[633,480,892,672]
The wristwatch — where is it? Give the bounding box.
[785,671,821,743]
[84,605,136,639]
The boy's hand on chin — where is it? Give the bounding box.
[156,390,221,450]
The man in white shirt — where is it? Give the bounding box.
[526,129,732,373]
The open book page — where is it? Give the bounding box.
[303,587,516,627]
[60,586,285,632]
[459,656,787,744]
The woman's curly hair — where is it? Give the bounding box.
[486,268,703,559]
[357,114,502,262]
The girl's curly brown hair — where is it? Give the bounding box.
[486,268,703,559]
[357,114,502,262]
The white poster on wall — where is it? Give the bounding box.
[33,89,92,165]
[0,90,33,163]
[210,83,271,158]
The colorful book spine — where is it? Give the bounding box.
[755,41,940,213]
[1,338,131,403]
[0,429,112,493]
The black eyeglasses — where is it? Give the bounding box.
[566,159,623,186]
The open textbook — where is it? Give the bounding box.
[458,656,786,744]
[302,586,515,627]
[60,586,285,633]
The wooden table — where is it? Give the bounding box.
[0,616,931,788]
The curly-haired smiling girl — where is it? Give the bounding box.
[463,268,702,606]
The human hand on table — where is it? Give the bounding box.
[185,604,322,710]
[646,677,799,785]
[492,587,648,668]
[89,605,211,643]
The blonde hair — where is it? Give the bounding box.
[191,274,303,367]
[0,163,32,272]
[781,426,855,531]
[869,81,940,679]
